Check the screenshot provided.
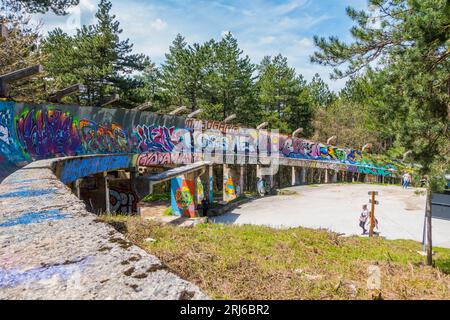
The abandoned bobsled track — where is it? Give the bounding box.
[0,156,208,299]
[0,99,396,299]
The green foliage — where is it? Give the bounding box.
[311,0,449,177]
[255,54,314,135]
[308,73,336,109]
[100,215,450,299]
[41,0,148,107]
[141,193,170,203]
[0,14,48,100]
[1,0,79,15]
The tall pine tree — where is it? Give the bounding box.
[42,0,147,107]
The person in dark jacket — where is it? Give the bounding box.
[201,199,209,217]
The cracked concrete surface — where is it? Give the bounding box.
[0,158,208,300]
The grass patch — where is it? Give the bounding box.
[141,193,170,202]
[100,215,450,300]
[277,189,298,195]
[163,207,172,216]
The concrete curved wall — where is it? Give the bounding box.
[0,155,207,299]
[0,99,395,298]
[0,100,395,183]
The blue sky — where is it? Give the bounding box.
[34,0,369,91]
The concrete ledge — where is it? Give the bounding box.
[0,156,208,299]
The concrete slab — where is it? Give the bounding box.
[211,184,450,248]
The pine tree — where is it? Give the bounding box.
[311,0,450,265]
[256,54,313,134]
[308,73,336,109]
[1,0,79,16]
[0,14,48,100]
[209,32,256,121]
[160,34,189,110]
[42,0,147,107]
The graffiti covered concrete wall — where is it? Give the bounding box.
[170,176,196,217]
[0,100,395,183]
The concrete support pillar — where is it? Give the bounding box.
[130,167,138,186]
[239,165,245,195]
[324,169,329,184]
[223,164,230,202]
[256,164,262,193]
[75,178,81,199]
[269,172,274,193]
[208,165,214,204]
[190,173,199,209]
[333,171,338,183]
[104,173,110,213]
[301,167,306,184]
[256,164,264,196]
[291,166,296,186]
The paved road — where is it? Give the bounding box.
[211,184,450,248]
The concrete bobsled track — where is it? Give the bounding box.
[0,156,208,299]
[0,99,397,298]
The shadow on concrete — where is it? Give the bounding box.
[210,213,241,224]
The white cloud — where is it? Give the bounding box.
[32,0,96,35]
[150,18,168,31]
[34,0,351,91]
[279,14,330,30]
[258,36,275,45]
[275,0,309,15]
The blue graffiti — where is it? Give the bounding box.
[0,102,28,173]
[0,209,68,227]
[0,257,88,288]
[59,155,131,184]
[0,188,56,199]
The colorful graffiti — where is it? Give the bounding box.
[16,108,82,159]
[224,176,237,202]
[59,155,132,184]
[109,187,138,214]
[137,151,201,166]
[185,118,239,133]
[79,120,130,154]
[279,136,362,164]
[209,176,213,202]
[257,178,265,196]
[0,100,396,185]
[170,177,196,217]
[196,177,204,204]
[136,125,177,153]
[0,101,28,176]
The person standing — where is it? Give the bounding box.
[200,198,209,217]
[407,172,412,188]
[359,204,369,235]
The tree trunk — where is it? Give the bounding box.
[425,188,433,265]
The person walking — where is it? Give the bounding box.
[402,172,409,189]
[359,204,369,235]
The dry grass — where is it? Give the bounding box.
[100,215,450,300]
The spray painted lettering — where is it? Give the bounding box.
[109,188,138,214]
[16,108,82,159]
